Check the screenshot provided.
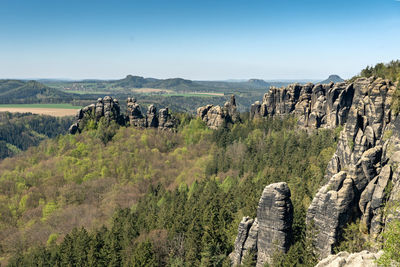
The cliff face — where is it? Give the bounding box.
[250,80,355,130]
[69,96,177,134]
[248,77,400,259]
[230,182,293,266]
[197,95,240,129]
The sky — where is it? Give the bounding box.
[0,0,399,80]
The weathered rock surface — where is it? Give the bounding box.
[230,217,258,266]
[126,97,146,127]
[315,250,383,267]
[158,108,177,129]
[197,95,239,129]
[256,182,293,267]
[250,77,399,258]
[230,182,293,266]
[306,77,397,257]
[307,173,356,256]
[69,96,177,133]
[250,81,354,130]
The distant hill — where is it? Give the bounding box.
[0,80,75,104]
[319,75,344,84]
[248,79,270,87]
[111,75,195,90]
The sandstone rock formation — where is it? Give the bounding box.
[316,250,383,267]
[306,77,397,257]
[69,96,177,134]
[256,182,293,267]
[231,217,258,266]
[197,95,239,129]
[250,81,354,129]
[250,77,399,259]
[69,96,124,134]
[126,97,146,127]
[230,182,293,266]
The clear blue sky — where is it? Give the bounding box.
[0,0,399,80]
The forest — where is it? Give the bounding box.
[0,113,340,266]
[358,60,400,81]
[0,112,73,159]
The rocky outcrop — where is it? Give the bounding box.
[197,95,239,129]
[307,172,357,256]
[250,77,399,258]
[146,105,158,127]
[158,108,177,129]
[230,182,293,266]
[256,182,293,267]
[306,77,397,257]
[316,250,383,267]
[126,97,146,127]
[69,96,177,134]
[250,81,355,130]
[231,217,258,266]
[69,96,124,134]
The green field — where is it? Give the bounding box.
[62,90,112,95]
[0,104,82,109]
[166,93,224,97]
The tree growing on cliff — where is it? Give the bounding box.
[378,219,400,266]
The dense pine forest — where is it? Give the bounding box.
[1,114,337,266]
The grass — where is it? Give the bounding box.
[0,104,82,109]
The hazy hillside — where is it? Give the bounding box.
[42,76,289,93]
[0,80,75,104]
[112,75,195,90]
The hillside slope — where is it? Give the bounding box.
[0,80,75,104]
[0,112,73,159]
[0,116,336,266]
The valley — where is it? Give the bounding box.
[1,61,400,266]
[1,0,400,264]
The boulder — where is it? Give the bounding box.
[316,250,383,267]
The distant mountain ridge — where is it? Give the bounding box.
[111,75,194,89]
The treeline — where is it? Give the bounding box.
[2,116,338,266]
[0,112,73,159]
[359,60,400,81]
